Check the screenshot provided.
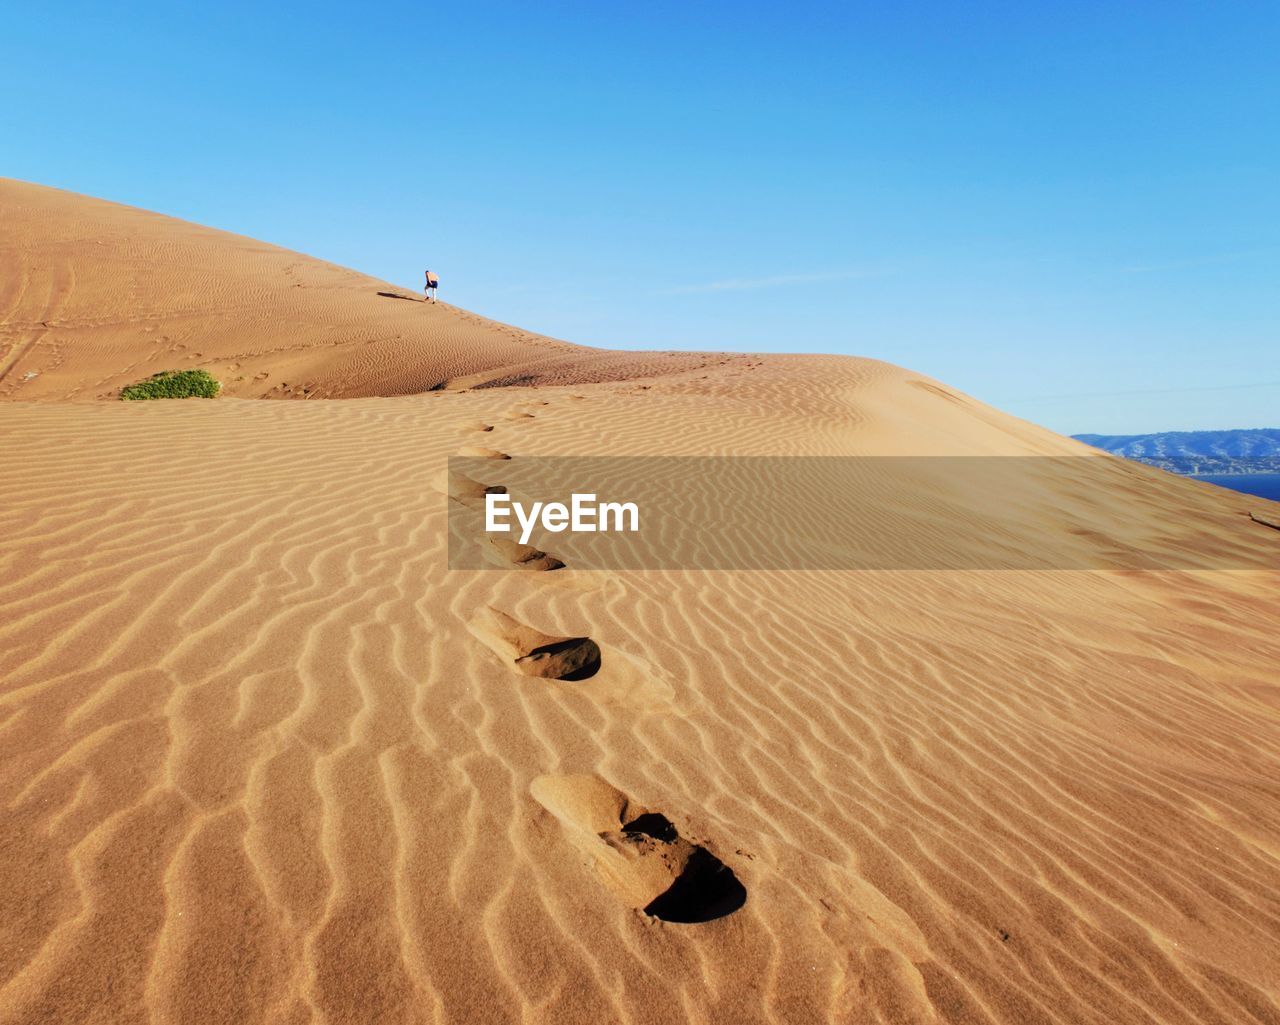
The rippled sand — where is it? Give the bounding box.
[2,180,1278,1024]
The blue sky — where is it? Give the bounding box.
[4,1,1277,434]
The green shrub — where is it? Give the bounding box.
[120,369,221,400]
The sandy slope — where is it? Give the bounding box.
[2,185,1279,1025]
[0,179,723,401]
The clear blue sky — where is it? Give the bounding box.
[4,1,1277,434]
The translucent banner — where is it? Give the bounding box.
[446,456,1278,571]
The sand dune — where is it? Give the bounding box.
[2,183,1279,1024]
[0,179,726,401]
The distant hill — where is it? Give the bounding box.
[1074,428,1280,474]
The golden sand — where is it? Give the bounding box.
[2,180,1278,1024]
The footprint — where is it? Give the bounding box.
[531,775,746,923]
[464,422,495,433]
[484,537,564,572]
[503,411,535,421]
[457,446,510,459]
[445,474,564,569]
[470,609,600,680]
[447,473,506,510]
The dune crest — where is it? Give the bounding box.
[0,178,727,401]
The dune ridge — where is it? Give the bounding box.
[1,183,1279,1024]
[0,179,727,402]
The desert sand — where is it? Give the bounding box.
[1,179,1278,1025]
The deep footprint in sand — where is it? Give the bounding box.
[531,774,746,923]
[447,472,507,510]
[446,474,565,569]
[470,608,600,680]
[503,410,535,421]
[484,536,564,571]
[457,446,510,459]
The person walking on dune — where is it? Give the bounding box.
[424,270,439,303]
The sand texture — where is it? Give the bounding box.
[0,180,726,401]
[2,180,1279,1025]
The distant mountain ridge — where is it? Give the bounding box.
[1073,428,1280,474]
